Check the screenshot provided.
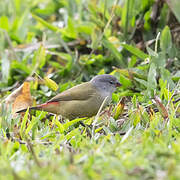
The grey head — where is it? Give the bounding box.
[90,74,121,96]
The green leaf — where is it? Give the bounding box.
[121,0,135,36]
[65,128,79,140]
[54,116,64,134]
[121,44,149,60]
[63,17,77,39]
[91,27,102,49]
[11,61,31,75]
[16,9,29,41]
[0,16,9,30]
[146,47,158,57]
[166,0,180,23]
[31,44,46,73]
[31,13,60,32]
[77,23,94,35]
[63,118,86,130]
[160,68,175,89]
[160,26,172,53]
[119,74,132,88]
[148,63,157,90]
[44,77,58,91]
[25,116,39,135]
[128,56,137,68]
[134,77,148,87]
[102,37,125,66]
[151,52,166,68]
[20,108,29,139]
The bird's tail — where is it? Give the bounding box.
[16,101,59,114]
[16,106,40,113]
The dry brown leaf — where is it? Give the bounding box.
[154,96,169,120]
[2,82,33,117]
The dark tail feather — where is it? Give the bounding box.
[16,106,39,113]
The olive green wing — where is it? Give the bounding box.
[48,82,97,102]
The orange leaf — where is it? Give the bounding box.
[3,82,33,117]
[12,82,33,114]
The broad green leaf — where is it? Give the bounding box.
[128,56,137,68]
[134,77,148,87]
[121,44,149,60]
[63,17,77,39]
[160,68,175,89]
[146,47,158,57]
[144,9,151,31]
[158,4,169,29]
[148,63,157,90]
[160,26,172,53]
[119,74,132,88]
[151,52,166,68]
[102,37,124,66]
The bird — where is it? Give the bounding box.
[16,74,121,120]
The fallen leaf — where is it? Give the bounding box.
[2,82,33,118]
[153,96,168,120]
[13,82,33,113]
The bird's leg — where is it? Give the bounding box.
[79,120,92,128]
[79,120,92,138]
[79,121,86,127]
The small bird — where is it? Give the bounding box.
[17,74,121,120]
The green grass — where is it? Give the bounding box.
[0,0,180,179]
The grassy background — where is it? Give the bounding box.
[0,0,180,179]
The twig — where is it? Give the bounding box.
[91,96,108,139]
[155,32,160,53]
[26,138,42,167]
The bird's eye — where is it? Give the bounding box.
[109,81,113,84]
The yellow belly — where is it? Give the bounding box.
[59,95,104,119]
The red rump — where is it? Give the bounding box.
[39,101,59,107]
